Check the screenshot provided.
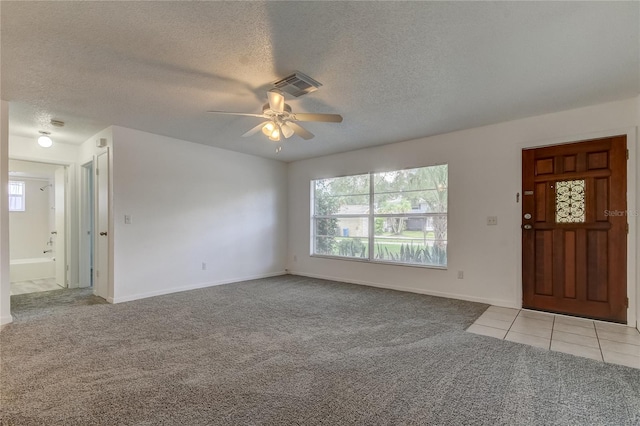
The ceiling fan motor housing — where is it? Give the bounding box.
[262,103,292,115]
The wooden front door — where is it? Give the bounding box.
[522,135,627,323]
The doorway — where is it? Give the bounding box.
[8,159,68,295]
[522,135,627,323]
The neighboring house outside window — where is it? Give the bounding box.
[311,165,448,267]
[8,181,26,212]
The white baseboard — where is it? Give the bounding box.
[0,315,14,326]
[110,271,288,304]
[289,271,520,309]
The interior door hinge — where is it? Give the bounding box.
[96,270,99,278]
[625,297,629,308]
[627,223,629,234]
[627,149,629,160]
[96,168,99,176]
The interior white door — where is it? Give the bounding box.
[54,166,66,288]
[95,152,109,299]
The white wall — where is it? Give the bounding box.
[288,97,639,327]
[109,126,288,302]
[0,100,11,325]
[9,178,52,260]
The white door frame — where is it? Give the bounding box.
[95,150,110,300]
[516,126,637,328]
[79,160,94,288]
[53,165,68,288]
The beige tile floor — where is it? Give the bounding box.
[10,278,63,295]
[468,306,640,369]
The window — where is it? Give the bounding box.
[8,181,26,212]
[312,165,448,267]
[313,173,370,259]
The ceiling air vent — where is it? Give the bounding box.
[272,71,322,97]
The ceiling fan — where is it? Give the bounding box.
[207,89,343,142]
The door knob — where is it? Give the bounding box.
[99,231,107,236]
[522,224,532,230]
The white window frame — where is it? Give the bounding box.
[311,165,448,268]
[8,180,26,212]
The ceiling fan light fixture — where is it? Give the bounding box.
[262,121,276,136]
[269,125,281,141]
[208,87,342,142]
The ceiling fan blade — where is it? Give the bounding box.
[267,90,285,113]
[291,113,343,123]
[287,122,314,140]
[242,122,268,137]
[207,110,266,118]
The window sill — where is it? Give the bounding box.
[310,254,447,270]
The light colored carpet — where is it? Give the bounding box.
[1,275,639,425]
[10,287,108,322]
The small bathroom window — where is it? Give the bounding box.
[8,180,26,212]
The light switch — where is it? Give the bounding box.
[124,214,132,224]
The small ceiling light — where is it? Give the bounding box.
[268,125,281,141]
[38,131,53,148]
[262,122,275,136]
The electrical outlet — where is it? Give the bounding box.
[457,270,464,279]
[293,255,297,262]
[487,216,498,226]
[201,262,207,270]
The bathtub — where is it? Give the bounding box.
[10,257,56,282]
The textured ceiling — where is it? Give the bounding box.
[2,1,638,162]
